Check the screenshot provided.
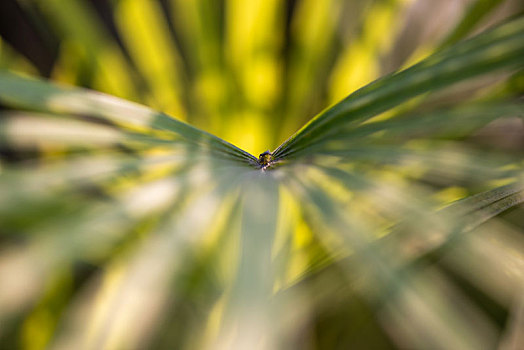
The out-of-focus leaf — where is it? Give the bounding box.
[30,0,139,100]
[0,72,257,164]
[114,0,187,119]
[1,2,524,349]
[439,0,507,49]
[273,16,524,160]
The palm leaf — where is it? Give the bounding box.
[1,3,524,350]
[273,16,524,160]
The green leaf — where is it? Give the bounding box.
[274,16,524,160]
[0,72,257,164]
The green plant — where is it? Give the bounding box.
[1,1,524,349]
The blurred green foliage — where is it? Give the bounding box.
[1,0,524,349]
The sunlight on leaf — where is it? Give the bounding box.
[1,3,523,349]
